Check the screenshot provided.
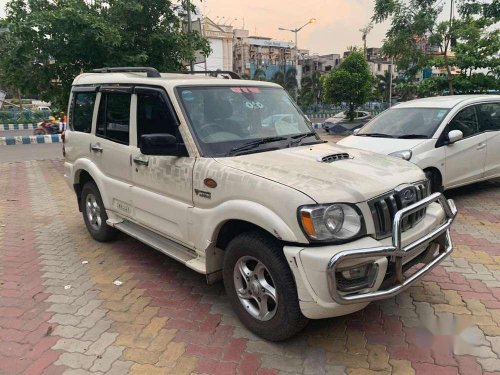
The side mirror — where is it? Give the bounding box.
[353,128,361,135]
[447,130,463,144]
[140,134,185,156]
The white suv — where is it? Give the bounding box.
[64,67,457,340]
[339,95,500,192]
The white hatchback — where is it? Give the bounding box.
[338,95,500,192]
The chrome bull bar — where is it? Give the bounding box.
[327,192,457,305]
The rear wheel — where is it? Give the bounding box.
[223,231,308,341]
[81,182,118,242]
[33,129,46,135]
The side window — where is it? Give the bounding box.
[477,103,500,132]
[96,93,131,145]
[71,92,96,133]
[447,106,479,138]
[136,92,180,146]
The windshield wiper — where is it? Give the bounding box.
[288,132,318,147]
[396,134,429,139]
[227,136,287,156]
[357,133,395,138]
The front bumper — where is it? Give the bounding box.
[327,192,456,304]
[283,192,457,319]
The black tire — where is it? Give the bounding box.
[81,181,118,242]
[223,231,308,341]
[425,169,443,193]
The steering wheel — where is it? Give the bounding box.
[197,122,227,138]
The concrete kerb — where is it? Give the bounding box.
[0,134,62,146]
[0,123,38,131]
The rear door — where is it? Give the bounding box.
[441,105,487,187]
[130,87,195,246]
[476,102,500,179]
[91,88,134,217]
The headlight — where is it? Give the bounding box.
[298,203,365,242]
[389,150,412,161]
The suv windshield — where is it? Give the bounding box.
[176,86,319,156]
[357,108,449,138]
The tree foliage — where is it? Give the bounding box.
[373,0,500,94]
[322,51,372,120]
[0,0,211,109]
[271,67,298,98]
[300,71,322,107]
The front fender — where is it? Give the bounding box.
[191,199,305,252]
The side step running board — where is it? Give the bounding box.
[112,220,206,274]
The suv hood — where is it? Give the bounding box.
[337,135,427,155]
[215,142,425,203]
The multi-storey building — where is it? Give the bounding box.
[194,17,234,71]
[233,29,298,80]
[300,54,341,78]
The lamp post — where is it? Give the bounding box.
[278,18,316,70]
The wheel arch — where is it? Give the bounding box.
[423,166,444,192]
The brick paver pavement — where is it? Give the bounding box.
[0,159,499,375]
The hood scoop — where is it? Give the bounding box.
[317,153,352,163]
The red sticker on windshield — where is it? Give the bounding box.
[230,87,261,93]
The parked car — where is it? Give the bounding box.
[64,67,456,341]
[338,95,500,192]
[323,111,372,134]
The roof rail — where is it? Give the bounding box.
[92,67,161,78]
[174,71,242,79]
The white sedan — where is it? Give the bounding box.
[338,95,500,192]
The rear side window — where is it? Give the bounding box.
[72,92,96,133]
[96,93,131,145]
[477,103,500,132]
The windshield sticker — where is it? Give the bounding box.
[245,101,264,109]
[182,90,194,102]
[230,87,261,94]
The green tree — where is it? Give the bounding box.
[322,51,371,121]
[252,68,267,81]
[375,70,397,102]
[373,0,500,95]
[271,67,298,98]
[0,0,210,109]
[300,71,322,107]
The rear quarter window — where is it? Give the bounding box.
[71,92,96,133]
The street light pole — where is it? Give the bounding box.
[278,18,316,70]
[185,0,194,72]
[389,56,394,107]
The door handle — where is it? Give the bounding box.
[477,143,486,150]
[133,156,149,166]
[90,144,103,153]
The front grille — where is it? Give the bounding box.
[319,153,351,163]
[368,181,430,239]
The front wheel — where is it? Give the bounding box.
[223,231,308,341]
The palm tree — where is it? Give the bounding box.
[272,67,298,98]
[300,71,322,107]
[376,71,397,102]
[252,68,267,81]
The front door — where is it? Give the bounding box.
[442,105,487,188]
[91,89,134,217]
[477,102,500,179]
[130,87,195,247]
